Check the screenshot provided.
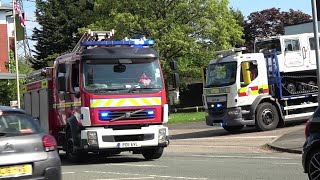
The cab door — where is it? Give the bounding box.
[283,38,304,67]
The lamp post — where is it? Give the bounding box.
[12,0,20,108]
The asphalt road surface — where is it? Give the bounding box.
[61,121,308,180]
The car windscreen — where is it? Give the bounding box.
[0,113,41,136]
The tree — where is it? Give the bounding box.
[0,51,33,106]
[32,0,95,69]
[243,8,311,52]
[83,0,243,85]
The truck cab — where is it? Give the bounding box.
[23,30,180,162]
[203,48,270,132]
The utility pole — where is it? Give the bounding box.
[312,0,320,106]
[12,0,20,108]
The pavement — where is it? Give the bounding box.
[168,121,307,154]
[267,125,305,154]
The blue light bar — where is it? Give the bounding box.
[147,110,155,115]
[81,40,155,47]
[99,111,110,120]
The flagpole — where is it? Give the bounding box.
[12,0,21,108]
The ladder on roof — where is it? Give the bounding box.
[72,29,115,53]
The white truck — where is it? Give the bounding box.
[202,32,319,132]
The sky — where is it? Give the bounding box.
[0,0,315,52]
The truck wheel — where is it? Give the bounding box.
[255,102,279,131]
[142,147,164,160]
[222,125,243,133]
[66,137,87,163]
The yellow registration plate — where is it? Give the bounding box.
[0,164,32,178]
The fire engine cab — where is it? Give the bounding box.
[22,30,179,162]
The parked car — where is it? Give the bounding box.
[0,106,61,180]
[302,107,320,180]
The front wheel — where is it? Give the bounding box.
[308,150,320,180]
[66,138,87,163]
[222,125,243,133]
[142,147,164,160]
[255,102,279,131]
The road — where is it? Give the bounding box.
[61,122,308,180]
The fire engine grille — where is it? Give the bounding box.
[207,102,227,117]
[99,109,155,121]
[102,134,154,142]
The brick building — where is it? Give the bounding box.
[0,2,13,72]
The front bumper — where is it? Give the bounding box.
[205,107,255,126]
[1,151,62,180]
[80,125,169,152]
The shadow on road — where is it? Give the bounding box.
[60,153,148,166]
[170,120,307,140]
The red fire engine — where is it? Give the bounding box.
[22,30,179,162]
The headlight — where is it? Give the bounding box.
[158,128,167,143]
[87,131,98,145]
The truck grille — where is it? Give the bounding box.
[102,134,154,142]
[99,109,155,121]
[207,102,226,117]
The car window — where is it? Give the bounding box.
[0,113,41,136]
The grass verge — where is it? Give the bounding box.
[168,112,205,124]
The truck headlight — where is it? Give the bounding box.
[87,131,98,145]
[158,128,167,143]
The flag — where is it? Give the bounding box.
[14,0,25,28]
[14,0,25,41]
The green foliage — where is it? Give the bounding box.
[167,112,205,124]
[82,0,244,86]
[0,51,33,105]
[243,8,311,52]
[32,0,95,69]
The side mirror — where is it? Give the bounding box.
[34,117,40,125]
[202,67,207,86]
[58,76,66,91]
[74,91,81,99]
[58,64,66,73]
[170,60,178,71]
[172,72,180,90]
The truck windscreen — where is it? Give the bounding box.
[82,58,163,93]
[254,39,281,54]
[206,62,237,88]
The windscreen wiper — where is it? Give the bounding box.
[128,87,161,93]
[94,88,127,93]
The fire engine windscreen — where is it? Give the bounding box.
[254,39,281,54]
[206,62,237,88]
[83,58,163,93]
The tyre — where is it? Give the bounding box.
[255,102,279,131]
[66,137,87,163]
[308,150,320,180]
[222,125,244,133]
[287,83,296,94]
[142,147,164,160]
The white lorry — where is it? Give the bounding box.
[202,32,319,132]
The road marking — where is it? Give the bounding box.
[84,171,207,180]
[170,145,260,148]
[62,172,75,174]
[191,154,294,160]
[173,136,278,141]
[108,163,167,168]
[93,177,154,180]
[273,162,300,165]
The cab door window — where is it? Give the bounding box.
[240,61,258,86]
